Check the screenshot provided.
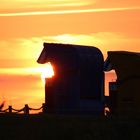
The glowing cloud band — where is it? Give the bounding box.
[0,7,140,17]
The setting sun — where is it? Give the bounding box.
[41,62,54,82]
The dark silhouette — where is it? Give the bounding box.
[0,101,5,110]
[37,43,105,115]
[104,51,140,116]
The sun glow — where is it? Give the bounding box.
[41,62,54,82]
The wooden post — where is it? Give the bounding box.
[8,106,12,113]
[24,104,29,114]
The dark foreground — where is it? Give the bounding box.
[0,114,140,140]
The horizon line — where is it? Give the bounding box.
[0,7,140,17]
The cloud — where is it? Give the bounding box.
[0,0,92,13]
[0,38,43,59]
[0,67,44,75]
[0,32,139,62]
[0,32,140,67]
[42,33,140,54]
[0,7,140,16]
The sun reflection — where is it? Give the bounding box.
[41,62,54,83]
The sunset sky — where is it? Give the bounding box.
[0,0,140,111]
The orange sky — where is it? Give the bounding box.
[0,0,140,112]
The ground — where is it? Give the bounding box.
[0,114,140,140]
